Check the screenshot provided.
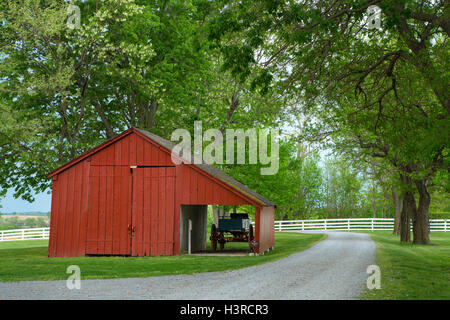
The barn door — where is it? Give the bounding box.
[131,167,175,256]
[86,166,132,255]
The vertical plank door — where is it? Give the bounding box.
[86,166,132,255]
[132,167,175,256]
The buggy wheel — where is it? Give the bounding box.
[219,232,225,250]
[249,224,255,253]
[210,224,217,252]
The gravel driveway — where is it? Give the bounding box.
[0,232,375,300]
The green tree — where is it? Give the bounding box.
[323,156,363,218]
[220,136,324,220]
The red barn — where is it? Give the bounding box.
[47,128,275,257]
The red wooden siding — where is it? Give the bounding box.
[48,159,90,257]
[86,166,132,255]
[256,206,275,253]
[177,165,252,206]
[131,167,175,256]
[91,134,173,167]
[48,177,59,257]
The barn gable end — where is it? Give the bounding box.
[90,133,174,167]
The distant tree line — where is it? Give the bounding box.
[0,216,49,230]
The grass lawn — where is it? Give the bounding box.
[362,231,450,300]
[0,232,326,282]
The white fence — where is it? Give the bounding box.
[0,227,49,241]
[274,218,449,232]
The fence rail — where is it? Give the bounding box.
[0,227,49,241]
[273,218,449,232]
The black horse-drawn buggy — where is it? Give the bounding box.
[210,213,258,253]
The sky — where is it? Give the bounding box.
[1,189,51,213]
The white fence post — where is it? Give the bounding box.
[324,219,327,231]
[301,220,304,231]
[371,219,374,231]
[278,221,282,232]
[347,219,350,230]
[22,229,25,240]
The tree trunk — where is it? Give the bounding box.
[392,187,402,235]
[399,174,413,242]
[212,206,219,226]
[382,185,390,219]
[93,100,115,139]
[372,194,377,218]
[139,101,158,130]
[413,179,431,244]
[400,190,413,243]
[398,173,432,244]
[371,162,377,218]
